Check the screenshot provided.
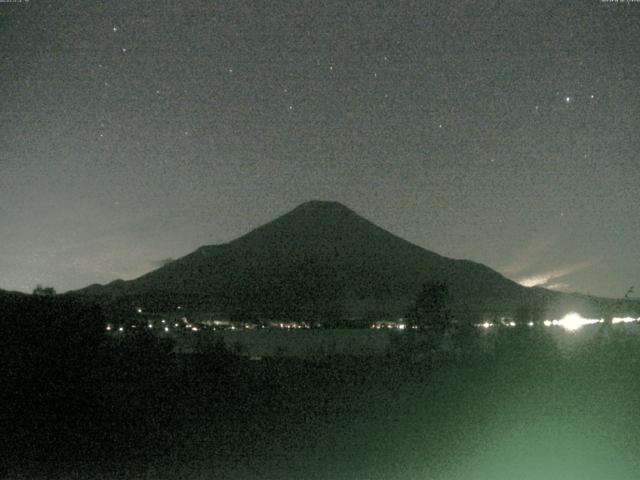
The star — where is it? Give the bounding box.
[112,26,118,32]
[565,96,571,103]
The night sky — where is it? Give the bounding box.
[1,0,638,297]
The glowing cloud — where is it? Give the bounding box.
[516,261,593,288]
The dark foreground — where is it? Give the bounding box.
[3,323,640,480]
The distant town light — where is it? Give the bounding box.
[148,324,153,329]
[164,326,169,332]
[118,326,124,332]
[612,317,638,324]
[136,307,143,314]
[106,325,112,331]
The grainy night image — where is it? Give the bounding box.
[1,1,639,479]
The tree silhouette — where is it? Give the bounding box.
[624,286,634,299]
[408,282,452,337]
[33,284,56,296]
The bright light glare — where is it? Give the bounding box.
[553,312,602,332]
[612,317,639,324]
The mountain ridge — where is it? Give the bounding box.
[71,201,637,321]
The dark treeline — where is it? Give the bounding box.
[0,293,178,472]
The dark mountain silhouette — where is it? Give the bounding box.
[72,201,637,322]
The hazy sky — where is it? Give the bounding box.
[1,0,638,297]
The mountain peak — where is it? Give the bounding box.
[293,200,352,213]
[232,200,370,247]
